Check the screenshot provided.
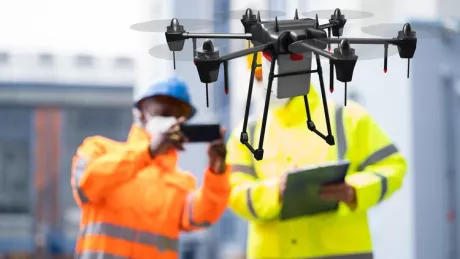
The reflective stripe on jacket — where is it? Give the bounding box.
[71,125,231,259]
[226,87,407,259]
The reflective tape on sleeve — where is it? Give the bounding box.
[186,192,212,228]
[357,144,399,171]
[79,222,179,253]
[372,172,388,202]
[231,164,257,178]
[76,251,129,259]
[335,105,347,160]
[246,187,258,218]
[74,158,90,203]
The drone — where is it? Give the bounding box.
[157,8,418,161]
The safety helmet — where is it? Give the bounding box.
[133,76,197,119]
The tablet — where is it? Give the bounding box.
[280,160,350,220]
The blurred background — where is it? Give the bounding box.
[0,0,459,258]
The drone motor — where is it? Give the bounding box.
[166,18,186,69]
[396,23,417,78]
[329,8,347,37]
[194,40,221,107]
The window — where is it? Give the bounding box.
[75,54,94,67]
[114,57,134,69]
[38,53,54,66]
[0,107,32,214]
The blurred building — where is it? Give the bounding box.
[0,50,135,258]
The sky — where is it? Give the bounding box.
[0,0,144,56]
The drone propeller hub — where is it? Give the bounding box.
[329,9,347,37]
[396,23,417,59]
[241,8,258,34]
[194,40,221,84]
[165,18,186,51]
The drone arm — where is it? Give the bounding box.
[220,44,270,62]
[184,32,252,40]
[324,37,399,45]
[289,41,338,61]
[318,23,334,30]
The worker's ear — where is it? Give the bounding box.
[132,108,146,126]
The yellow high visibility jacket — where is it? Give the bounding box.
[226,87,407,259]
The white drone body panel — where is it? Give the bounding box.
[261,52,313,99]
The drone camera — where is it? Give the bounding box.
[194,40,221,83]
[396,23,417,59]
[165,18,186,51]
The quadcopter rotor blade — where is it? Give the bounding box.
[361,22,460,38]
[302,10,373,20]
[149,40,237,61]
[217,9,285,19]
[130,19,213,32]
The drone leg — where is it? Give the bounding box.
[329,61,334,93]
[344,82,348,106]
[383,44,388,73]
[240,52,258,149]
[407,59,410,78]
[206,83,209,107]
[223,61,229,94]
[173,51,176,70]
[327,28,331,51]
[316,54,335,145]
[254,55,277,161]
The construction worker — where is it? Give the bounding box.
[71,76,230,259]
[226,55,407,259]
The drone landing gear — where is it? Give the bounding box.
[304,54,335,145]
[240,52,276,161]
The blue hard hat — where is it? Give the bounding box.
[134,76,197,119]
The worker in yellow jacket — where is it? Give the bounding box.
[228,54,407,259]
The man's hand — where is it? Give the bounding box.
[319,183,357,207]
[149,117,188,157]
[279,171,288,201]
[207,128,227,174]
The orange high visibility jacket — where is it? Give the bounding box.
[71,124,231,259]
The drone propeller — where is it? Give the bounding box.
[216,9,285,20]
[361,21,459,38]
[302,9,373,20]
[130,19,213,32]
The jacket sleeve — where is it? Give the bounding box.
[341,103,408,213]
[71,136,153,205]
[226,127,282,221]
[180,166,231,231]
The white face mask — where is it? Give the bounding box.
[145,116,177,135]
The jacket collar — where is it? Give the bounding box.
[272,85,321,127]
[127,123,178,170]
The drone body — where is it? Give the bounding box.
[160,8,417,160]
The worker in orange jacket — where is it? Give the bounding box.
[71,76,231,259]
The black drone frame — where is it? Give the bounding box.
[165,8,417,161]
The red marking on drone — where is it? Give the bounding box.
[330,88,334,93]
[328,47,331,52]
[262,51,272,62]
[290,53,304,61]
[383,68,387,73]
[225,89,229,95]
